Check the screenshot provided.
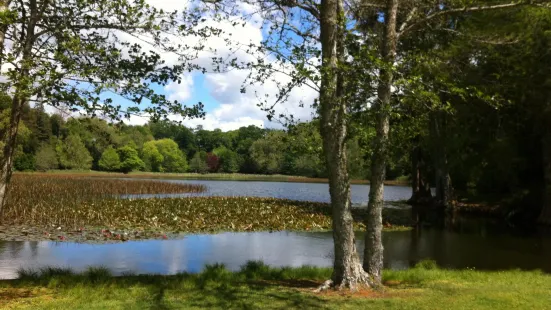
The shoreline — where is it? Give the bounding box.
[15,171,409,186]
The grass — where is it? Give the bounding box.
[1,261,549,309]
[0,175,412,242]
[16,170,410,186]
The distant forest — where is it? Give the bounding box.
[2,97,393,180]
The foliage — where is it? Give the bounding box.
[98,147,121,172]
[34,145,59,171]
[250,131,286,175]
[206,153,220,172]
[13,153,35,171]
[214,146,240,173]
[117,146,145,174]
[189,151,209,174]
[142,141,165,172]
[150,139,188,173]
[56,135,93,170]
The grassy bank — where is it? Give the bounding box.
[0,175,412,242]
[1,262,549,309]
[16,170,409,186]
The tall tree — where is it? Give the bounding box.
[319,0,371,289]
[364,0,399,285]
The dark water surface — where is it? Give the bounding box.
[126,179,412,204]
[1,218,550,279]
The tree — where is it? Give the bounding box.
[214,146,240,173]
[57,135,93,170]
[206,153,220,172]
[318,0,371,289]
[151,139,188,172]
[98,147,121,172]
[142,141,165,172]
[35,144,58,171]
[232,125,265,173]
[250,131,286,175]
[189,151,209,174]
[284,122,326,178]
[117,146,145,174]
[0,0,213,214]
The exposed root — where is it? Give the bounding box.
[313,280,333,293]
[314,270,374,293]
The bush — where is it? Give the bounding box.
[14,153,35,171]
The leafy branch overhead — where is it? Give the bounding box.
[0,0,222,121]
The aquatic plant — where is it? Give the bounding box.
[1,175,411,241]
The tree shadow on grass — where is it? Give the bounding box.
[5,262,332,310]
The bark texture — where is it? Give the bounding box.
[319,0,370,289]
[364,0,399,286]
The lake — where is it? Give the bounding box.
[0,179,549,280]
[1,219,550,279]
[126,179,413,204]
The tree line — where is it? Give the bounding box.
[3,97,389,178]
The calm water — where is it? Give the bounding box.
[1,180,549,279]
[1,220,550,279]
[127,179,412,204]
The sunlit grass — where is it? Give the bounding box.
[1,261,549,309]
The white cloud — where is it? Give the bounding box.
[165,75,194,102]
[102,1,320,131]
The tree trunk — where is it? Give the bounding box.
[0,0,36,217]
[429,111,455,211]
[319,0,370,290]
[0,97,23,215]
[408,140,432,205]
[364,0,399,286]
[539,106,551,225]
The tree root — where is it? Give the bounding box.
[313,280,333,293]
[314,272,374,293]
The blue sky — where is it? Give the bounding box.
[111,0,319,131]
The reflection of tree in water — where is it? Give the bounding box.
[0,241,40,261]
[29,242,39,259]
[408,228,421,268]
[5,241,25,259]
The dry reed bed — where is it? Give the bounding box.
[2,175,205,224]
[0,175,411,242]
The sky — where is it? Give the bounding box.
[0,0,319,131]
[119,0,319,131]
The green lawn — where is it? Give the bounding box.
[1,262,550,309]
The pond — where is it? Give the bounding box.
[1,218,550,280]
[126,179,413,204]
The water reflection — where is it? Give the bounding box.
[1,221,550,280]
